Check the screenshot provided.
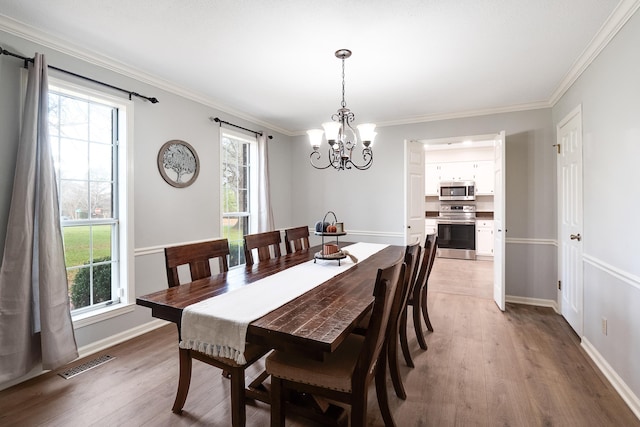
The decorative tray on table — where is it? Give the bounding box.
[314,211,347,265]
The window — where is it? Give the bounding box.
[48,79,134,325]
[221,130,257,268]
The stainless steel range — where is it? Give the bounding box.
[437,204,476,260]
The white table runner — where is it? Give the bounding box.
[179,242,388,364]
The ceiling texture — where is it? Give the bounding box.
[0,0,636,135]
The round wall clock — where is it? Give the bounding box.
[157,140,200,188]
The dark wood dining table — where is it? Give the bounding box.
[136,242,404,422]
[137,243,404,358]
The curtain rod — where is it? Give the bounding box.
[210,117,273,139]
[0,45,159,104]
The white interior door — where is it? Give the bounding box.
[557,106,584,336]
[493,131,506,311]
[405,140,425,245]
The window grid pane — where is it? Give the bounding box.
[222,133,252,268]
[51,90,119,314]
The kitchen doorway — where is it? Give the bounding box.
[407,132,506,307]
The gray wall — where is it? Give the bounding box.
[0,29,293,389]
[2,8,638,407]
[552,9,640,400]
[291,108,558,300]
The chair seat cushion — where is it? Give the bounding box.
[265,334,364,392]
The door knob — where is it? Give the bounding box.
[570,233,582,241]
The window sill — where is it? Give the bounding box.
[72,302,135,329]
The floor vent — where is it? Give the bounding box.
[58,354,116,379]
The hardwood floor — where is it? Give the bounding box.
[1,258,638,426]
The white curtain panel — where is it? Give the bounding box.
[0,53,78,382]
[256,132,275,232]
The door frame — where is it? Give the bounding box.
[407,132,506,309]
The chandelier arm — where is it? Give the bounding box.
[309,150,334,170]
[345,149,373,171]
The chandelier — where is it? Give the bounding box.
[308,49,376,171]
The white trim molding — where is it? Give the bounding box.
[506,295,559,313]
[549,0,640,106]
[3,1,639,135]
[582,337,640,420]
[583,253,640,291]
[0,319,168,392]
[506,237,558,246]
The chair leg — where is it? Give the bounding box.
[387,324,407,399]
[270,377,285,427]
[172,348,192,413]
[351,388,368,427]
[399,308,414,368]
[376,348,397,427]
[229,366,246,427]
[422,289,434,332]
[413,290,428,350]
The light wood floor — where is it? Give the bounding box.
[1,258,638,426]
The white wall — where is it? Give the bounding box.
[552,9,640,404]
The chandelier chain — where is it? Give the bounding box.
[341,57,346,108]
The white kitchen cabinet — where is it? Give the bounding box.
[425,161,474,192]
[426,159,495,196]
[425,218,437,235]
[425,164,441,195]
[476,219,494,256]
[472,160,495,195]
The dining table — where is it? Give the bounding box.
[136,241,404,423]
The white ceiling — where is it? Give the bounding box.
[0,0,631,134]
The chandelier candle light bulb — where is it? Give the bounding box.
[308,49,376,171]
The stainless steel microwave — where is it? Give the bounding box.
[439,180,475,201]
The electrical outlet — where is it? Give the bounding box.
[602,317,608,335]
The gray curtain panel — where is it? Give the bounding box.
[0,53,78,383]
[257,132,275,232]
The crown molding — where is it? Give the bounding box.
[375,101,551,128]
[549,0,640,106]
[0,14,294,137]
[3,1,638,135]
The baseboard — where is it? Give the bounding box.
[582,337,640,420]
[505,295,559,313]
[76,318,169,358]
[0,318,169,392]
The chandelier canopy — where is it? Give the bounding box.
[308,49,376,171]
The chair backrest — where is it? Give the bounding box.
[353,258,405,390]
[284,226,310,254]
[164,239,230,287]
[243,230,282,265]
[425,233,438,280]
[404,241,422,295]
[413,233,437,293]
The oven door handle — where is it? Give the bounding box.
[437,220,476,225]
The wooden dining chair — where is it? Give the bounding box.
[243,230,282,265]
[400,233,438,359]
[351,241,421,400]
[266,259,406,427]
[386,241,421,400]
[164,239,230,287]
[283,226,310,254]
[164,239,271,427]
